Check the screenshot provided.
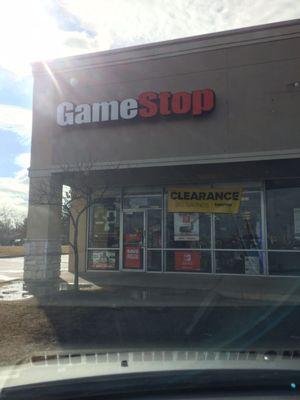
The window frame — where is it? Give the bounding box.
[265,179,300,276]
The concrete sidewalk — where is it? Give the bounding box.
[86,270,300,304]
[59,271,300,306]
[1,258,300,305]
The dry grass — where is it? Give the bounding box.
[0,295,140,366]
[0,291,187,367]
[0,245,70,258]
[0,246,25,257]
[0,299,59,365]
[61,245,70,254]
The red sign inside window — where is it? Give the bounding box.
[124,246,141,269]
[175,251,201,271]
[125,232,142,244]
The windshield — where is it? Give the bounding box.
[1,0,300,396]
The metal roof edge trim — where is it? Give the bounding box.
[28,149,300,178]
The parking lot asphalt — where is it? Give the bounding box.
[0,255,68,282]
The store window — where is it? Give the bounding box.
[166,213,211,249]
[165,186,264,275]
[268,252,300,276]
[87,250,119,272]
[165,211,211,273]
[215,189,263,275]
[165,210,211,273]
[123,195,161,209]
[166,250,211,273]
[86,186,269,275]
[88,197,120,271]
[215,191,262,250]
[215,250,264,275]
[266,179,300,275]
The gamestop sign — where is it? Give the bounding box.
[56,89,215,126]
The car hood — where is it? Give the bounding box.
[1,348,300,391]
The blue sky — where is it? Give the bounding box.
[0,0,300,216]
[0,69,32,179]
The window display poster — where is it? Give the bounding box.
[94,208,117,233]
[124,246,141,269]
[91,250,116,270]
[168,187,242,213]
[175,251,201,271]
[294,208,300,238]
[245,256,260,275]
[174,213,199,241]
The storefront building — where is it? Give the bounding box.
[24,19,300,284]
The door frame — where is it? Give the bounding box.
[121,209,146,272]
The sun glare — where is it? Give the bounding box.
[0,0,85,76]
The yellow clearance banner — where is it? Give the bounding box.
[168,187,243,214]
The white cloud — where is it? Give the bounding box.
[61,0,300,50]
[0,104,32,143]
[0,0,300,77]
[0,177,28,217]
[14,153,31,170]
[0,152,30,217]
[0,104,31,214]
[0,0,98,77]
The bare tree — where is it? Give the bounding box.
[0,206,24,245]
[31,162,111,290]
[14,217,27,244]
[62,169,109,290]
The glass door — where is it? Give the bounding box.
[123,211,145,270]
[147,209,162,271]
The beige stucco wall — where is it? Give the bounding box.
[30,20,300,179]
